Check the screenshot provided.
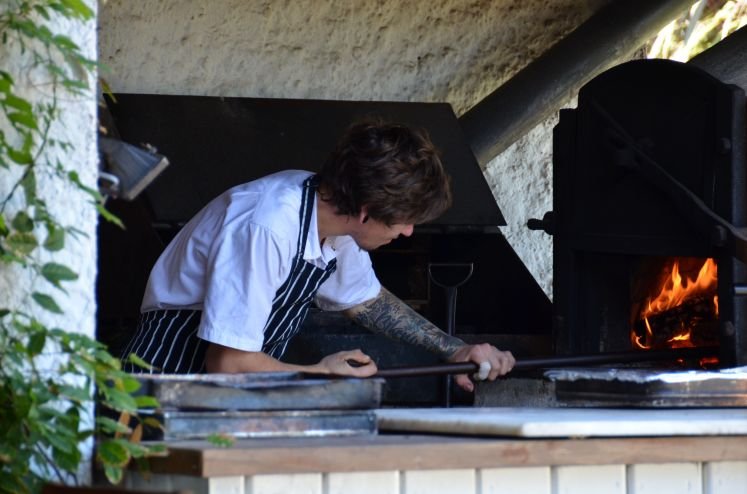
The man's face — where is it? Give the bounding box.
[351,217,414,251]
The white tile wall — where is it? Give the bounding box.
[479,466,551,494]
[703,461,747,494]
[251,473,323,494]
[627,463,702,494]
[325,471,399,494]
[551,465,626,494]
[401,469,475,494]
[122,460,747,494]
[208,476,245,494]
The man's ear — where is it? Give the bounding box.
[358,206,370,224]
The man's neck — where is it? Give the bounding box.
[316,194,357,241]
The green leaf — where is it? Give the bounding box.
[58,384,91,403]
[133,395,159,409]
[52,445,81,473]
[7,111,37,130]
[11,211,34,233]
[96,203,124,228]
[6,232,38,255]
[62,78,89,91]
[7,147,33,165]
[52,34,79,51]
[102,387,138,413]
[103,463,123,485]
[33,5,51,21]
[31,292,63,314]
[69,171,105,202]
[20,170,36,203]
[27,332,45,356]
[207,433,236,448]
[146,443,168,456]
[126,353,155,371]
[0,77,11,94]
[142,417,165,432]
[120,375,141,394]
[97,439,130,467]
[41,262,78,287]
[96,416,131,435]
[2,94,32,113]
[43,225,65,251]
[0,215,8,236]
[60,0,95,20]
[41,427,75,454]
[118,440,150,459]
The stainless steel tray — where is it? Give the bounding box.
[546,366,747,407]
[137,373,384,411]
[141,409,377,440]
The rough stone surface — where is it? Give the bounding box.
[484,112,560,299]
[0,3,99,481]
[98,0,612,297]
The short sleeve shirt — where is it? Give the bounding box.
[141,170,381,351]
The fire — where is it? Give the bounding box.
[632,258,718,350]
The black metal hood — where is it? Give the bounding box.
[104,94,505,232]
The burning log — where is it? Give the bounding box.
[632,294,719,349]
[630,257,719,350]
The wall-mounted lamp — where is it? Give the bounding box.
[98,136,169,201]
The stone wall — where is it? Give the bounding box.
[98,0,612,297]
[0,1,99,482]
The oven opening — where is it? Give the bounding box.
[630,256,720,368]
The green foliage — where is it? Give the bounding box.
[0,2,163,492]
[648,0,747,61]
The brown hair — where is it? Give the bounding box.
[318,118,452,225]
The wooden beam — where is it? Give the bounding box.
[143,434,747,477]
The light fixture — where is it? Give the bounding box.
[98,136,169,201]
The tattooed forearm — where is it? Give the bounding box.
[343,288,464,359]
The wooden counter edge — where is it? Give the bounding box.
[142,434,747,477]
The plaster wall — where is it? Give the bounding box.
[0,2,99,482]
[98,0,612,298]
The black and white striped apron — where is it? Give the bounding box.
[121,175,337,373]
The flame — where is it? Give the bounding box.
[632,258,718,350]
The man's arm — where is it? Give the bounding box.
[204,343,378,377]
[343,287,515,391]
[343,287,464,359]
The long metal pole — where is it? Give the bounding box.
[373,347,719,379]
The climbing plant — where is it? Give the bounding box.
[0,1,162,492]
[648,0,747,60]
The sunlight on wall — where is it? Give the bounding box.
[648,0,747,61]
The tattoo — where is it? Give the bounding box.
[344,288,464,359]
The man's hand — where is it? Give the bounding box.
[447,343,515,392]
[318,349,378,377]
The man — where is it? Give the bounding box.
[121,119,514,392]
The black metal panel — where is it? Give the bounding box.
[569,60,737,253]
[104,94,505,230]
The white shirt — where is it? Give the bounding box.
[141,170,381,351]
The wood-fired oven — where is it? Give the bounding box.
[529,58,746,369]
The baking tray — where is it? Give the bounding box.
[546,366,747,407]
[142,409,377,440]
[137,373,384,411]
